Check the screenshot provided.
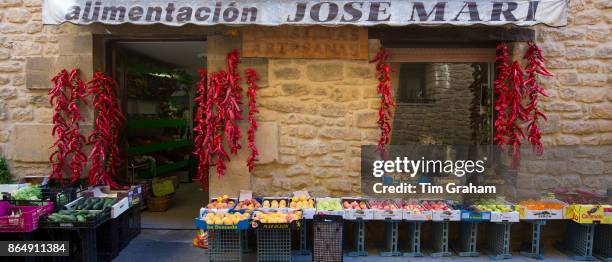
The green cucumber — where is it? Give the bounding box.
[76,215,85,222]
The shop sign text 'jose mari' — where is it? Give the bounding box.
[43,0,567,27]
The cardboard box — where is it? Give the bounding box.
[370,199,402,220]
[66,196,129,219]
[517,199,567,220]
[291,191,316,219]
[341,198,373,220]
[315,197,344,216]
[460,210,492,221]
[569,204,607,224]
[432,210,461,221]
[490,211,520,222]
[403,210,432,221]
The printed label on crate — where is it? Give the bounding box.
[432,210,461,221]
[520,208,564,220]
[59,223,74,227]
[461,211,492,221]
[490,211,519,222]
[302,208,316,219]
[403,210,432,221]
[343,209,374,220]
[316,210,344,216]
[373,209,403,220]
[571,205,605,224]
[603,206,612,224]
[251,220,301,230]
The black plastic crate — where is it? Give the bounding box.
[312,215,343,262]
[97,216,121,261]
[594,224,611,261]
[41,186,79,211]
[119,208,132,249]
[39,210,110,229]
[129,203,141,240]
[256,225,292,262]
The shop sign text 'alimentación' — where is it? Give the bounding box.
[43,0,567,27]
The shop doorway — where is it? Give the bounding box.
[107,40,208,229]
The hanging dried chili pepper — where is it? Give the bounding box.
[370,48,395,157]
[523,42,551,155]
[224,50,243,155]
[245,68,260,172]
[193,69,210,187]
[493,44,511,147]
[49,69,87,185]
[85,71,125,189]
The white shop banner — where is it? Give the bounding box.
[42,0,567,27]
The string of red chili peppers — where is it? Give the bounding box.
[245,69,260,172]
[370,48,395,158]
[49,69,88,185]
[524,42,552,155]
[85,71,125,189]
[494,43,551,167]
[194,50,260,186]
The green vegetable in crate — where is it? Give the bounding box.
[12,185,42,201]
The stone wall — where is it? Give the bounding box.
[0,0,610,196]
[248,48,381,197]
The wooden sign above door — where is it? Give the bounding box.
[242,26,368,60]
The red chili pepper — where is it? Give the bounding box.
[245,68,260,172]
[370,48,395,159]
[49,69,88,186]
[85,71,125,189]
[523,42,551,155]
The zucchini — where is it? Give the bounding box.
[76,215,85,222]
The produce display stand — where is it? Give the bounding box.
[594,224,611,261]
[128,203,142,240]
[312,215,343,262]
[195,216,251,262]
[519,219,547,260]
[556,220,598,261]
[126,118,192,179]
[402,221,425,257]
[254,222,293,262]
[208,229,244,262]
[381,220,401,257]
[430,220,452,257]
[346,219,367,257]
[458,221,481,257]
[485,221,513,260]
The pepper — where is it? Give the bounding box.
[85,71,125,189]
[370,48,395,158]
[245,68,260,172]
[523,42,551,155]
[49,69,88,185]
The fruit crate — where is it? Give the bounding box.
[315,197,344,216]
[341,198,373,220]
[558,220,597,261]
[255,224,292,262]
[312,215,343,262]
[594,224,611,261]
[518,198,567,220]
[196,210,251,230]
[208,229,244,262]
[0,201,52,232]
[370,199,402,220]
[485,222,513,260]
[39,209,110,229]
